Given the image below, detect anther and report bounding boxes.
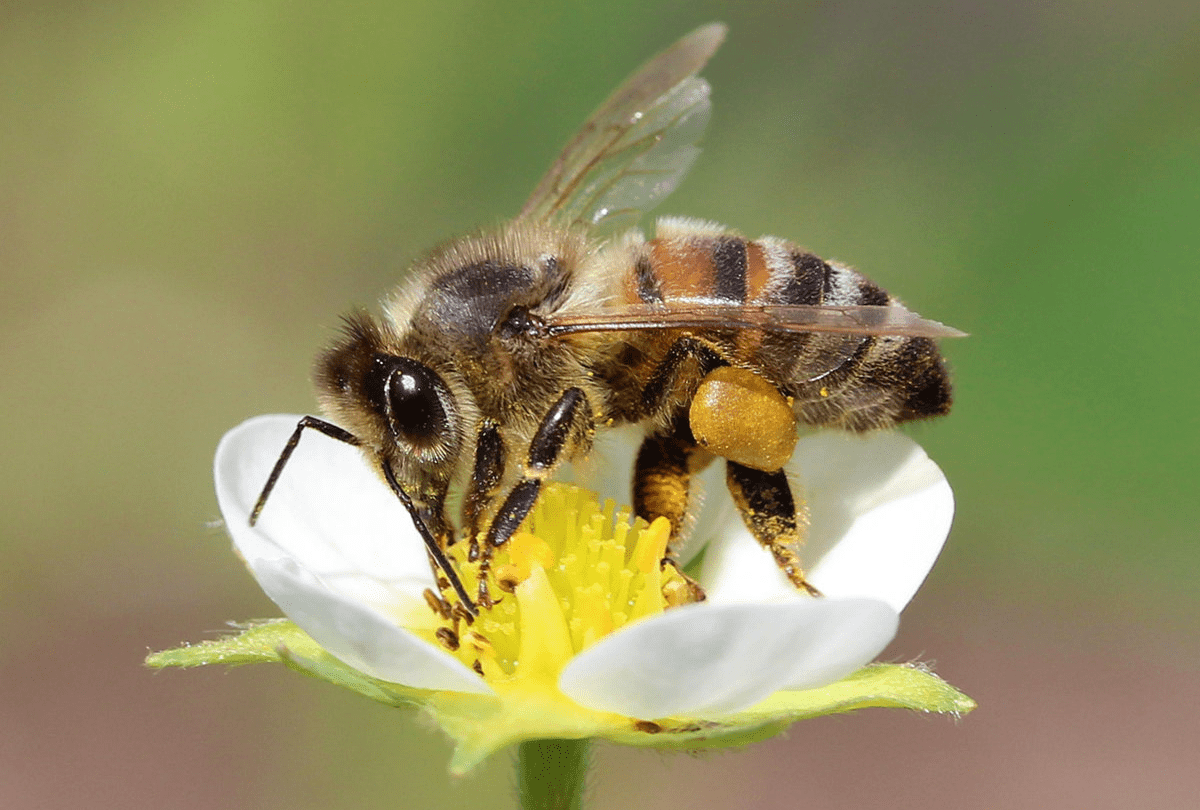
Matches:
[435,627,460,651]
[423,588,452,619]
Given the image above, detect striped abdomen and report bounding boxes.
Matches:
[623,218,951,431]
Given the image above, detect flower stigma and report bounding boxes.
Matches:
[408,484,696,692]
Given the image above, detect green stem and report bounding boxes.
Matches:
[515,738,591,810]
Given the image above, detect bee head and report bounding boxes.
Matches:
[315,311,463,472]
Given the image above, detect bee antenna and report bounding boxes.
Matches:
[380,463,478,616]
[250,416,362,526]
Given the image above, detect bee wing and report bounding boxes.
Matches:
[547,302,967,339]
[549,302,963,383]
[518,23,726,234]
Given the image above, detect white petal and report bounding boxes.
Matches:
[702,432,953,612]
[562,423,641,506]
[802,432,953,610]
[251,556,490,693]
[559,598,897,718]
[215,415,490,693]
[215,415,436,611]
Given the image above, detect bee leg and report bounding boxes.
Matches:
[476,388,591,605]
[635,337,725,602]
[485,387,591,548]
[724,462,819,596]
[640,336,725,415]
[632,421,713,602]
[462,419,505,542]
[633,424,694,544]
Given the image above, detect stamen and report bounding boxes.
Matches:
[411,484,698,687]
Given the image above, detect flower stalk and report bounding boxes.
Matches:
[516,739,591,810]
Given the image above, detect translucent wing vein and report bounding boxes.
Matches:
[547,303,967,339]
[519,23,726,232]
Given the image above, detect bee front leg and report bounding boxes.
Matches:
[462,419,505,545]
[486,387,592,547]
[478,387,592,605]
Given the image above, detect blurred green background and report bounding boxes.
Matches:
[3,1,1197,807]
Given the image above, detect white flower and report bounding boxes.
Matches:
[169,413,964,773]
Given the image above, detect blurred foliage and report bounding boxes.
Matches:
[2,1,1198,808]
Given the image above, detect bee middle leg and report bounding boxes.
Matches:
[639,336,725,415]
[632,419,715,601]
[634,336,728,599]
[477,387,592,605]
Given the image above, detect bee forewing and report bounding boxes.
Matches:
[519,22,726,232]
[547,303,967,339]
[578,78,710,230]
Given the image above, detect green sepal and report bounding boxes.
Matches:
[145,619,430,707]
[437,662,972,772]
[146,619,311,668]
[602,662,976,751]
[148,622,974,773]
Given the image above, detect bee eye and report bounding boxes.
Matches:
[368,355,451,447]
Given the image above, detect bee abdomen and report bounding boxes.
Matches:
[637,222,851,308]
[636,220,952,430]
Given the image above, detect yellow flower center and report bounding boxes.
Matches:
[410,484,695,688]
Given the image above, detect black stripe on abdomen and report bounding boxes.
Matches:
[776,251,831,305]
[821,272,889,384]
[712,237,747,301]
[856,277,889,306]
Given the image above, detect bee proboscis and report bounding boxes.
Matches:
[251,23,962,614]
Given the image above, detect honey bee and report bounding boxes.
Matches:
[250,23,962,614]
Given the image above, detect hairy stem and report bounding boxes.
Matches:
[515,738,591,810]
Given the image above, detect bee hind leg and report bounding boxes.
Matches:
[725,462,819,596]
